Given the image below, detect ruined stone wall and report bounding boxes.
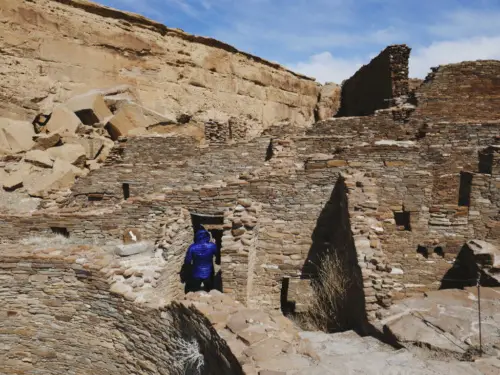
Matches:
[1,117,499,317]
[337,45,411,117]
[0,247,243,375]
[412,61,500,123]
[69,136,271,200]
[0,0,319,132]
[1,111,499,321]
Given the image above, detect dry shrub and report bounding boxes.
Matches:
[171,337,204,375]
[301,252,352,332]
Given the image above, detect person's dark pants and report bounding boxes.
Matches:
[186,275,214,293]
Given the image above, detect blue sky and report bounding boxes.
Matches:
[96,0,500,83]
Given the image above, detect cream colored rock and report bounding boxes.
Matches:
[62,135,111,159]
[2,163,33,191]
[26,159,77,197]
[45,105,81,134]
[316,82,341,120]
[0,125,11,153]
[0,0,319,133]
[106,103,148,140]
[106,103,176,140]
[46,144,86,168]
[52,158,86,178]
[3,173,24,191]
[33,133,61,150]
[0,119,35,153]
[24,150,54,168]
[65,93,113,125]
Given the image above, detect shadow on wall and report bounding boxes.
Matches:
[295,177,368,333]
[164,303,244,375]
[440,244,500,290]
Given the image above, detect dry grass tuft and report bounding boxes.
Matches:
[300,252,352,332]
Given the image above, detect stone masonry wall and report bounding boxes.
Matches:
[337,45,411,117]
[1,59,499,322]
[0,246,243,375]
[1,115,499,320]
[412,60,500,123]
[0,0,319,133]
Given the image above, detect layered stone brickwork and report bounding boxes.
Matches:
[413,61,500,122]
[0,246,243,375]
[1,39,499,328]
[0,0,319,133]
[337,45,411,117]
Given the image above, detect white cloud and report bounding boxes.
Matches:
[289,36,500,84]
[410,36,500,78]
[428,9,500,39]
[287,52,363,84]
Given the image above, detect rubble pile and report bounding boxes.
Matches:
[0,86,200,212]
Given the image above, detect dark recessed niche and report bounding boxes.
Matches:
[122,183,130,200]
[458,172,473,207]
[51,227,69,238]
[394,211,411,231]
[417,245,429,259]
[434,246,445,258]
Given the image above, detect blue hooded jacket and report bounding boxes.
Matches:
[185,229,218,279]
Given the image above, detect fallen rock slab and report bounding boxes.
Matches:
[3,172,24,191]
[384,313,466,354]
[46,144,86,168]
[0,119,35,153]
[24,150,54,168]
[106,103,176,140]
[114,242,155,257]
[62,135,111,159]
[2,163,33,191]
[26,160,76,197]
[45,105,81,134]
[33,133,61,150]
[65,93,113,125]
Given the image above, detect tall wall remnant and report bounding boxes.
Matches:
[337,45,411,117]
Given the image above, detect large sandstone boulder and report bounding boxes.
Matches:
[26,159,78,197]
[61,135,113,160]
[45,105,81,134]
[381,288,500,357]
[24,150,54,168]
[0,118,35,153]
[106,103,176,140]
[33,133,61,150]
[316,82,341,121]
[2,163,34,191]
[65,93,113,125]
[46,144,86,168]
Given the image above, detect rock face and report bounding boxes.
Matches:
[315,83,341,121]
[182,290,499,375]
[0,0,320,133]
[380,288,500,358]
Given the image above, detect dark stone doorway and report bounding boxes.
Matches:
[189,213,224,293]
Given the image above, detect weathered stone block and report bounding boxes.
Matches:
[45,105,81,134]
[65,93,113,125]
[46,144,86,168]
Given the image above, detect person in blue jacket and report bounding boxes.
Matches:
[184,228,218,292]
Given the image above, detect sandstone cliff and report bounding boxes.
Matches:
[0,0,322,134]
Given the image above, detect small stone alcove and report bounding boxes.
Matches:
[394,211,411,231]
[458,172,473,207]
[51,227,70,238]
